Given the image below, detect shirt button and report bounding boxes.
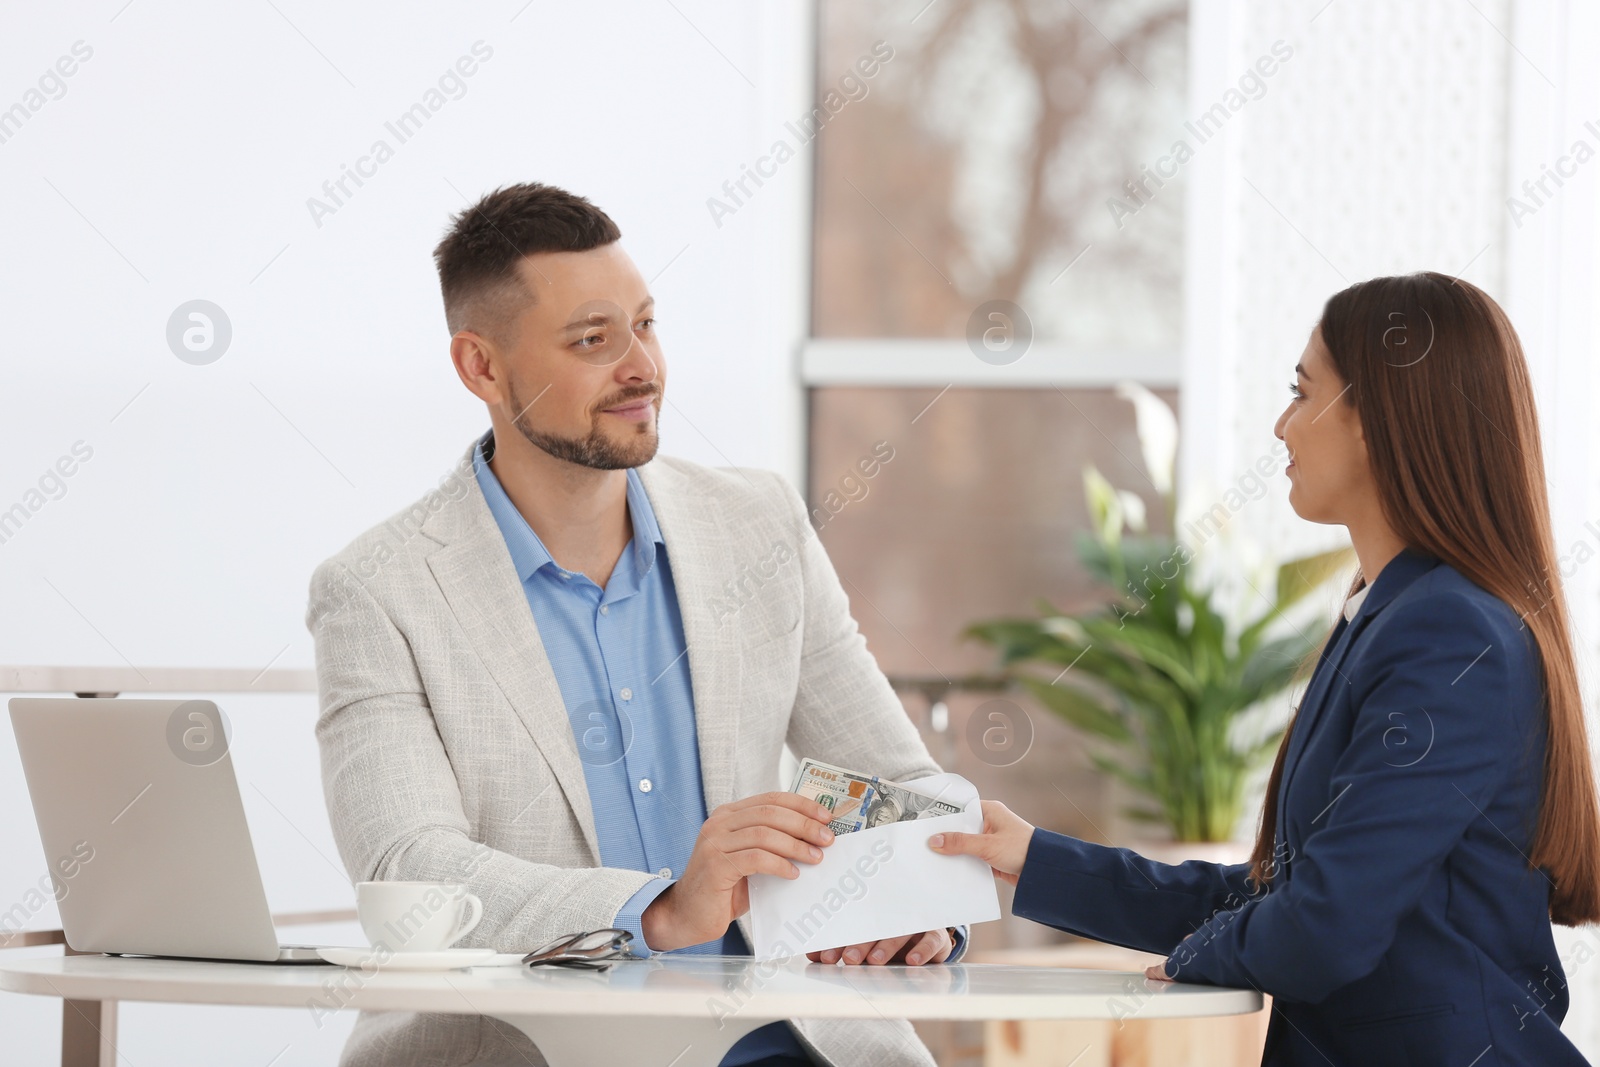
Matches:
[560,571,573,581]
[620,687,633,701]
[658,867,672,878]
[638,778,653,793]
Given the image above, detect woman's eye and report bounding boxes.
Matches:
[576,334,605,349]
[635,318,656,332]
[1288,382,1305,400]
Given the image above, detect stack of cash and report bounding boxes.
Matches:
[791,758,963,836]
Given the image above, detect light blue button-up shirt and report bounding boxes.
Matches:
[472,433,805,1064]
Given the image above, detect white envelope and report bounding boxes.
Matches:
[747,772,1001,959]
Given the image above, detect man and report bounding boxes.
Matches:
[307,182,960,1066]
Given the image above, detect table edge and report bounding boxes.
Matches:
[0,958,1263,1021]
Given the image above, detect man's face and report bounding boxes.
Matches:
[497,242,665,470]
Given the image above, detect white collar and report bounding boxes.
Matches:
[1342,584,1371,622]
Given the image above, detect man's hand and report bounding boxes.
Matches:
[925,799,1035,886]
[641,792,834,951]
[806,928,954,967]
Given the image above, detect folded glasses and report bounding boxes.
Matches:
[522,928,634,970]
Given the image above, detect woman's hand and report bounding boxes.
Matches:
[1144,962,1173,982]
[926,800,1035,886]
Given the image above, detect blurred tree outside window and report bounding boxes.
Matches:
[814,0,1188,348]
[805,1,1197,877]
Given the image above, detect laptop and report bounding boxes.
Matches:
[9,697,333,963]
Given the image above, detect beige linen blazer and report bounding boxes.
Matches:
[307,437,944,1067]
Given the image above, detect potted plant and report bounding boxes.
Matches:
[967,383,1351,847]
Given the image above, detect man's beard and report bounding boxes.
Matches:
[509,382,662,471]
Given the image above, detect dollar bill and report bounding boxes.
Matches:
[791,758,963,836]
[861,777,964,829]
[792,758,877,835]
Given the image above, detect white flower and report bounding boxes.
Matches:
[1115,380,1177,499]
[1083,463,1123,543]
[1118,490,1148,532]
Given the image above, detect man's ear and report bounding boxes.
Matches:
[451,330,506,406]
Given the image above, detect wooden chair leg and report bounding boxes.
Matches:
[60,947,116,1067]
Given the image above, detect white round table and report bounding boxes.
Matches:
[0,953,1262,1067]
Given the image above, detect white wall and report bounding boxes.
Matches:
[1180,0,1514,562]
[1181,0,1600,1053]
[1503,0,1600,1052]
[0,1,813,1062]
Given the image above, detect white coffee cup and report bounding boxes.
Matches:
[356,881,483,954]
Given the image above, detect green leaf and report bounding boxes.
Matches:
[1088,752,1155,797]
[1078,535,1187,613]
[1238,632,1321,703]
[1274,547,1356,613]
[1022,678,1134,744]
[1075,616,1200,697]
[965,619,1071,665]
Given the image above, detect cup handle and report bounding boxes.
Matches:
[449,893,483,947]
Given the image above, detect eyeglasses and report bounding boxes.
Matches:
[522,928,634,970]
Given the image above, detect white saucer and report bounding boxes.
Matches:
[481,952,530,967]
[317,946,498,971]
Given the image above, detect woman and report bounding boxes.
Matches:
[931,273,1600,1065]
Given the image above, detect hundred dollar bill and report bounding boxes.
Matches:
[861,776,964,829]
[792,758,877,835]
[791,758,963,836]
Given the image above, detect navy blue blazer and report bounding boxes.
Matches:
[1011,548,1585,1065]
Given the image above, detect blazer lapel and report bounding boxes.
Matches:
[422,442,603,863]
[1275,548,1442,847]
[637,461,743,813]
[1275,613,1359,846]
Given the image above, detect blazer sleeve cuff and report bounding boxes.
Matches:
[946,924,970,963]
[1163,903,1261,991]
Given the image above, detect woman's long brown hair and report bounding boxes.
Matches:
[1248,271,1600,925]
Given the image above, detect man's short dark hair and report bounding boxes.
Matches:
[432,182,621,342]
